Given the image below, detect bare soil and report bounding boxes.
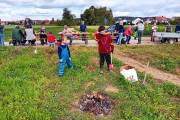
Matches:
[114,51,180,86]
[105,85,119,93]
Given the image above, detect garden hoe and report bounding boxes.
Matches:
[109,52,114,70]
[34,42,38,54]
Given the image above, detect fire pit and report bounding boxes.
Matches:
[79,92,114,116]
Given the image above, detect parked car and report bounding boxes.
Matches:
[153,25,180,44]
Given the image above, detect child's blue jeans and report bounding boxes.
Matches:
[0,34,4,46]
[117,33,123,45]
[49,42,55,47]
[58,58,73,77]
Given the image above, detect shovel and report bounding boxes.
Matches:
[109,52,114,70]
[34,42,38,54]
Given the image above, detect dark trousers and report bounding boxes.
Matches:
[40,38,47,45]
[151,32,154,42]
[126,35,131,44]
[137,30,143,44]
[12,40,21,46]
[82,34,88,44]
[28,40,36,45]
[99,53,111,70]
[67,36,73,45]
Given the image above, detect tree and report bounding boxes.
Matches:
[170,17,180,25]
[61,8,76,26]
[81,6,114,25]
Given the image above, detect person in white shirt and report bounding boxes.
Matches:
[151,23,158,42]
[137,21,144,44]
[24,26,36,45]
[62,25,73,45]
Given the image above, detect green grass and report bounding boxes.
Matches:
[0,46,179,120]
[119,44,180,75]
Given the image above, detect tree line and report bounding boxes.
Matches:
[59,6,115,26]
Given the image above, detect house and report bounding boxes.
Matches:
[156,16,166,23]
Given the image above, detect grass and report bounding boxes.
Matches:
[119,44,180,75]
[0,46,179,120]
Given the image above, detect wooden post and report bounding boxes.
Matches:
[143,61,150,85]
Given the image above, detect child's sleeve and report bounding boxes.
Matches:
[67,46,71,58]
[94,32,100,42]
[58,46,62,59]
[109,35,114,53]
[53,35,56,40]
[109,34,113,43]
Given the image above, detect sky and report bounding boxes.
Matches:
[0,0,180,21]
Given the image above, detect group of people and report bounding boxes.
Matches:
[114,20,145,46]
[151,22,173,42]
[58,25,114,77]
[10,21,88,47]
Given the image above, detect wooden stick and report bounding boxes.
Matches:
[143,61,150,85]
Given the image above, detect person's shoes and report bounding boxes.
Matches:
[59,75,63,78]
[69,66,73,69]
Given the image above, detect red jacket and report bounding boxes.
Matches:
[47,34,56,43]
[95,33,113,54]
[124,26,133,36]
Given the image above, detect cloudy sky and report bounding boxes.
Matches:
[0,0,180,21]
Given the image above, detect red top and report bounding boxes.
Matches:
[95,33,113,54]
[124,26,133,36]
[47,34,56,43]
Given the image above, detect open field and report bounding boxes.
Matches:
[0,46,179,120]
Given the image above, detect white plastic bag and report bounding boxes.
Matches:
[120,65,138,82]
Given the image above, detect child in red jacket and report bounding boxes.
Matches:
[47,32,56,47]
[94,26,114,73]
[124,24,133,44]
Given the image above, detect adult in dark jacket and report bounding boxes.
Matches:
[12,25,24,46]
[80,21,88,44]
[39,26,47,45]
[115,21,124,46]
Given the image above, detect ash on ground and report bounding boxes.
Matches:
[79,92,113,116]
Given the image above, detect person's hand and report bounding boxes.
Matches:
[60,59,63,62]
[100,31,105,35]
[110,44,114,53]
